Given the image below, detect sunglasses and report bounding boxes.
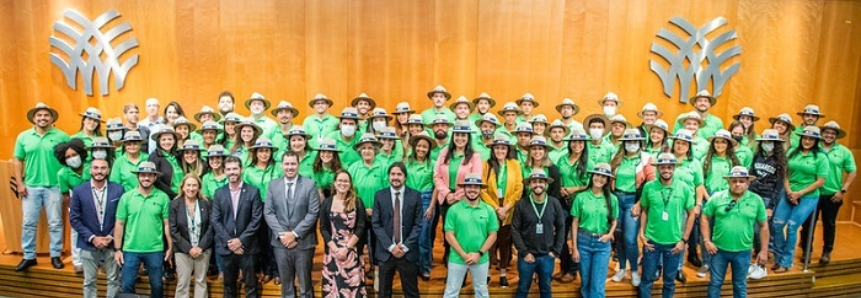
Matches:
[725,200,738,212]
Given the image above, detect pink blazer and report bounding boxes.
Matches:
[433,148,484,204]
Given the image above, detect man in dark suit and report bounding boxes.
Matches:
[211,156,264,298]
[372,162,423,298]
[265,151,320,298]
[70,159,125,298]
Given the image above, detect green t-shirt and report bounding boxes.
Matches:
[252,116,280,141]
[58,163,92,194]
[377,142,404,171]
[298,150,317,178]
[420,107,456,125]
[495,162,508,196]
[548,145,567,164]
[201,171,228,199]
[405,158,434,192]
[242,164,284,202]
[516,147,529,165]
[820,144,857,195]
[640,178,695,245]
[735,145,753,168]
[571,190,619,234]
[110,152,149,192]
[558,156,591,188]
[692,136,710,160]
[347,159,388,208]
[473,138,492,162]
[326,131,359,167]
[586,140,616,165]
[673,113,724,139]
[702,190,767,252]
[448,153,464,190]
[310,166,336,192]
[787,150,829,198]
[302,114,340,148]
[116,188,170,253]
[70,131,94,147]
[614,154,642,192]
[444,199,499,265]
[704,155,733,193]
[675,157,704,189]
[14,127,70,187]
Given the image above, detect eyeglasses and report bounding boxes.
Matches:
[725,200,738,212]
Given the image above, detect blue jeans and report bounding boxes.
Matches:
[515,253,555,298]
[772,194,819,268]
[577,231,611,298]
[707,249,750,298]
[614,192,639,272]
[640,241,682,298]
[21,186,63,259]
[121,251,165,298]
[418,190,434,275]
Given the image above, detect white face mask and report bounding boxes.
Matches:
[762,142,775,153]
[66,156,82,169]
[625,142,640,153]
[92,150,108,160]
[603,106,617,116]
[589,128,604,140]
[108,131,123,141]
[341,125,356,137]
[372,122,386,131]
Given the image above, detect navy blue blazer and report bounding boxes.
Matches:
[372,186,423,263]
[210,183,263,256]
[69,181,125,251]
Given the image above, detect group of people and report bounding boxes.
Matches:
[11,85,856,298]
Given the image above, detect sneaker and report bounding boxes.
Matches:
[611,269,626,282]
[499,276,509,288]
[696,265,710,278]
[820,252,831,265]
[631,272,641,287]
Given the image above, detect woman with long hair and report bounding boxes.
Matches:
[320,170,367,298]
[571,163,619,298]
[608,128,654,286]
[555,129,591,283]
[728,121,754,167]
[405,131,437,280]
[697,129,741,278]
[178,140,207,177]
[221,113,242,148]
[403,114,426,153]
[392,102,414,143]
[644,120,670,159]
[772,126,827,273]
[169,174,213,298]
[480,134,524,287]
[287,126,317,178]
[163,101,185,126]
[71,107,104,148]
[241,137,283,285]
[198,121,222,150]
[148,126,183,279]
[311,138,344,200]
[172,116,199,148]
[110,131,149,191]
[747,129,787,257]
[768,113,795,151]
[231,119,262,166]
[522,135,562,200]
[201,145,229,199]
[376,126,403,169]
[732,107,760,149]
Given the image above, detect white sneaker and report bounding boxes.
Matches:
[631,272,641,287]
[374,270,380,291]
[611,269,626,282]
[696,265,710,278]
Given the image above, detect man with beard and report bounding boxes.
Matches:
[270,100,300,150]
[302,93,339,148]
[114,161,173,298]
[673,90,723,139]
[14,103,70,271]
[791,104,825,148]
[442,173,498,298]
[421,85,456,125]
[555,98,583,132]
[469,92,496,124]
[799,121,856,264]
[373,162,423,298]
[245,92,279,140]
[474,114,503,161]
[513,123,536,165]
[70,158,125,298]
[701,166,769,298]
[511,169,566,298]
[212,156,264,298]
[427,114,452,161]
[217,90,236,119]
[638,153,696,298]
[547,120,570,163]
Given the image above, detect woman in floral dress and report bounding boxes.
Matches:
[320,170,368,298]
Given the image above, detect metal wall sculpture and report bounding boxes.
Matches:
[650,17,741,103]
[49,9,139,96]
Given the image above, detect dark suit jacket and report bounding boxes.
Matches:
[372,186,423,263]
[169,197,214,253]
[148,150,180,199]
[264,176,320,250]
[210,183,263,255]
[69,181,125,251]
[319,197,367,254]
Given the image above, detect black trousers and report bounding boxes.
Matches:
[222,252,258,298]
[378,255,420,298]
[433,199,454,263]
[800,194,843,254]
[558,214,579,274]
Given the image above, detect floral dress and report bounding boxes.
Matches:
[321,210,367,298]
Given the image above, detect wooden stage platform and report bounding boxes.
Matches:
[1,221,860,297]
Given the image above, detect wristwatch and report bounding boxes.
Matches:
[841,188,847,194]
[478,250,486,257]
[682,238,688,244]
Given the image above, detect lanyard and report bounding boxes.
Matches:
[530,195,548,220]
[92,186,106,231]
[660,187,674,209]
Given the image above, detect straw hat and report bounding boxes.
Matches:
[637,103,663,119]
[308,93,334,108]
[565,129,590,141]
[234,119,263,138]
[670,129,697,144]
[516,93,539,108]
[350,93,376,110]
[151,126,181,142]
[819,121,847,140]
[369,108,393,122]
[768,113,795,131]
[87,137,114,150]
[249,137,278,151]
[689,90,716,106]
[588,163,615,178]
[647,119,671,135]
[172,116,198,132]
[708,129,739,146]
[677,111,705,127]
[496,102,523,116]
[598,92,622,107]
[458,173,487,188]
[131,161,161,175]
[528,135,553,151]
[449,96,475,111]
[608,114,631,128]
[523,168,554,184]
[392,102,415,114]
[795,126,822,139]
[287,125,311,139]
[548,119,571,137]
[529,114,549,125]
[724,166,755,181]
[651,152,679,166]
[756,129,785,142]
[472,92,496,107]
[425,114,452,128]
[206,144,230,157]
[427,85,452,100]
[488,134,515,150]
[194,105,222,122]
[407,114,424,126]
[106,118,125,131]
[197,121,223,133]
[583,114,610,129]
[555,98,580,115]
[223,113,243,123]
[353,133,382,150]
[79,107,105,122]
[271,101,300,118]
[27,102,59,124]
[513,123,536,136]
[338,107,360,120]
[475,113,502,128]
[408,131,437,150]
[451,120,473,134]
[179,140,205,152]
[732,107,760,122]
[316,138,341,152]
[376,126,399,140]
[797,104,824,117]
[244,92,272,111]
[122,131,143,142]
[619,128,646,141]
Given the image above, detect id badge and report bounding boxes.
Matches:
[662,211,669,221]
[497,188,503,198]
[536,223,544,234]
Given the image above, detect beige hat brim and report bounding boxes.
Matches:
[194,112,222,123]
[27,107,60,124]
[351,97,377,109]
[309,98,334,108]
[271,107,300,118]
[244,98,272,110]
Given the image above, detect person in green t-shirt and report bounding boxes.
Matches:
[731,107,761,150]
[302,93,339,149]
[421,85,456,125]
[392,102,415,148]
[310,138,344,200]
[442,173,498,298]
[570,162,618,298]
[376,126,404,170]
[201,144,229,199]
[669,128,708,269]
[728,121,754,168]
[111,131,150,192]
[703,130,742,195]
[497,102,523,140]
[799,121,857,264]
[197,120,223,151]
[270,100,300,150]
[772,126,828,273]
[71,107,105,150]
[172,116,199,149]
[546,119,570,164]
[644,119,671,159]
[470,93,496,127]
[241,137,282,283]
[672,90,724,139]
[114,161,173,298]
[638,153,696,297]
[286,126,317,178]
[178,140,206,177]
[148,126,183,199]
[220,113,243,151]
[700,166,769,298]
[404,131,437,279]
[54,138,91,273]
[327,107,361,168]
[583,114,616,165]
[768,113,796,151]
[347,133,388,274]
[675,111,710,160]
[231,119,263,167]
[791,104,825,146]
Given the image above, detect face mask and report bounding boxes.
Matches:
[762,142,774,153]
[589,128,604,140]
[341,125,356,137]
[625,142,640,153]
[434,131,448,140]
[372,122,386,131]
[603,106,616,116]
[732,135,744,143]
[481,129,494,139]
[66,156,82,169]
[92,150,108,160]
[108,131,123,141]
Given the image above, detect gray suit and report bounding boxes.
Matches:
[264,175,320,298]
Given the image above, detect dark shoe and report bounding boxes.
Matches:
[687,254,703,267]
[51,257,64,269]
[74,265,83,274]
[15,258,37,272]
[421,274,431,281]
[820,252,831,265]
[552,271,565,280]
[559,273,576,283]
[770,263,780,271]
[164,270,176,281]
[676,271,687,284]
[499,276,509,288]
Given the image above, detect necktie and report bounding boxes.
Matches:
[394,191,401,244]
[287,182,294,201]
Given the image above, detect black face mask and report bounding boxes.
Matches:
[434,131,448,140]
[732,135,744,143]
